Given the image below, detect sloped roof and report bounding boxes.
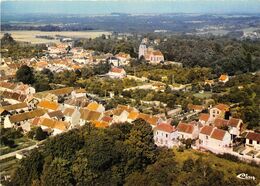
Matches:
[177,122,194,134]
[245,132,260,142]
[80,109,101,121]
[152,50,163,56]
[213,118,228,128]
[1,91,26,102]
[210,128,226,141]
[74,88,87,94]
[9,109,46,123]
[155,123,176,133]
[227,118,241,128]
[200,125,214,136]
[110,67,125,73]
[199,113,210,122]
[219,74,228,81]
[64,97,89,107]
[117,105,137,113]
[86,102,100,111]
[113,108,127,116]
[31,117,41,126]
[101,116,113,123]
[214,104,230,111]
[0,81,16,90]
[47,110,64,119]
[38,100,59,111]
[63,108,75,117]
[138,113,159,126]
[127,111,139,120]
[2,102,28,111]
[91,120,109,128]
[48,87,74,96]
[40,118,69,131]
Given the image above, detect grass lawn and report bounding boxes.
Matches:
[0,138,36,155]
[193,92,212,99]
[173,148,260,180]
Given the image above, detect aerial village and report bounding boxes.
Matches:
[0,37,259,164]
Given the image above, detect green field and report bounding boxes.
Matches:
[0,30,111,44]
[0,138,36,156]
[193,92,212,99]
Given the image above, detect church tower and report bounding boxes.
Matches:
[138,43,147,59]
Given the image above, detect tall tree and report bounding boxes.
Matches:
[124,119,158,173]
[15,65,35,84]
[11,149,44,186]
[41,158,74,186]
[1,33,16,45]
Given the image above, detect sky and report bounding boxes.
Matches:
[1,0,260,15]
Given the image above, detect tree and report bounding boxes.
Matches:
[72,151,97,186]
[1,33,15,45]
[11,149,44,186]
[41,158,74,186]
[35,127,48,141]
[204,83,211,91]
[124,119,158,173]
[16,65,35,84]
[182,158,194,172]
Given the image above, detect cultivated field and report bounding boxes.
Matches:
[0,31,111,44]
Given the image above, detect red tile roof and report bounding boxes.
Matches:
[138,113,159,126]
[177,122,194,134]
[155,123,176,133]
[219,74,228,81]
[227,118,241,128]
[110,67,125,73]
[245,132,260,142]
[101,116,113,123]
[210,128,226,141]
[213,118,228,128]
[199,113,210,122]
[200,126,214,136]
[214,104,230,111]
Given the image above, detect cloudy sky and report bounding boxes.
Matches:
[1,0,260,14]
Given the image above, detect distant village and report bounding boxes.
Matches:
[0,37,259,164]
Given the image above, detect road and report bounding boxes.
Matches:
[0,144,38,161]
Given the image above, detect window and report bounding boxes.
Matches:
[213,110,215,113]
[166,134,168,138]
[217,111,219,114]
[206,136,208,139]
[257,141,259,144]
[249,139,253,144]
[157,131,158,135]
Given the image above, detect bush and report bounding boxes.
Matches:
[217,153,240,162]
[35,127,48,141]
